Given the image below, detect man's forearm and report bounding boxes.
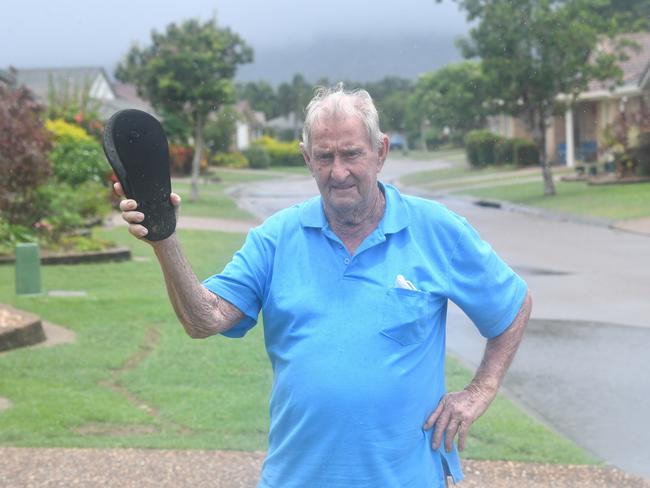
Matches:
[152,234,244,338]
[467,292,532,401]
[426,292,532,451]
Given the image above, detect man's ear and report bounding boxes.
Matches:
[377,134,390,172]
[300,142,315,176]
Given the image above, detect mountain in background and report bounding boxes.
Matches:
[236,32,463,85]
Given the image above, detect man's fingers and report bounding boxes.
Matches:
[444,419,462,452]
[113,181,124,197]
[170,192,181,207]
[458,421,470,452]
[432,411,451,450]
[122,211,144,224]
[119,199,138,212]
[423,398,446,430]
[128,223,148,239]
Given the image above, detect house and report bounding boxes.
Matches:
[265,112,303,141]
[11,66,156,120]
[0,68,17,88]
[487,32,650,166]
[555,32,650,167]
[234,100,265,150]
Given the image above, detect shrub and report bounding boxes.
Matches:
[211,151,249,168]
[34,181,111,243]
[513,138,540,167]
[243,144,271,169]
[464,130,502,168]
[0,220,37,255]
[168,144,209,175]
[169,144,193,175]
[0,85,52,226]
[495,138,515,165]
[257,135,304,166]
[49,136,108,185]
[46,118,92,142]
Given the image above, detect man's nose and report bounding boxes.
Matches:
[330,156,349,181]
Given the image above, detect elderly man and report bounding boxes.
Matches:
[117,85,531,487]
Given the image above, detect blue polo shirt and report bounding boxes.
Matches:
[203,183,527,488]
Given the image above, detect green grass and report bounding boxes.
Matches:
[459,180,650,221]
[397,149,648,221]
[172,170,273,220]
[0,225,597,463]
[0,228,270,450]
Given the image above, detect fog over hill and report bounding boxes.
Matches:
[237,32,464,84]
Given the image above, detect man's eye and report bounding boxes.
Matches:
[315,154,333,163]
[343,151,361,160]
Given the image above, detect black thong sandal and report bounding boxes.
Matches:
[103,109,176,241]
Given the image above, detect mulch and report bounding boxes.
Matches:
[1,447,648,488]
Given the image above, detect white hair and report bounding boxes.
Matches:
[302,83,384,153]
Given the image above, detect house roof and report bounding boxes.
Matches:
[0,68,16,87]
[15,66,115,101]
[586,32,650,95]
[10,66,157,120]
[266,112,302,131]
[235,100,266,128]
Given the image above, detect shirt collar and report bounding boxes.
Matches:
[299,181,410,234]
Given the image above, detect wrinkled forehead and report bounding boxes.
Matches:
[309,113,372,149]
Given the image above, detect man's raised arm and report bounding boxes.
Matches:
[116,182,244,338]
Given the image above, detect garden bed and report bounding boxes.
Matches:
[0,246,131,265]
[587,174,650,186]
[0,304,46,352]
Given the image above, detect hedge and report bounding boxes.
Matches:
[465,130,540,168]
[257,135,304,166]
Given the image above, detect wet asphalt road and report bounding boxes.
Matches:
[447,306,650,479]
[229,156,650,480]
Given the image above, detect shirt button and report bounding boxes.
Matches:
[344,258,350,265]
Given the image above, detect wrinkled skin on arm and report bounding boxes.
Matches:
[115,182,244,338]
[424,292,532,452]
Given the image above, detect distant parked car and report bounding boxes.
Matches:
[389,133,407,152]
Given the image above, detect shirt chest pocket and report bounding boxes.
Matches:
[380,288,435,346]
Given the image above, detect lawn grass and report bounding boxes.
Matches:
[0,228,270,450]
[172,170,275,220]
[0,226,597,463]
[459,180,650,221]
[397,149,648,221]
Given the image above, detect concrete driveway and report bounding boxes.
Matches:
[229,155,650,480]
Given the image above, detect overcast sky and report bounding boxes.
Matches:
[1,0,470,83]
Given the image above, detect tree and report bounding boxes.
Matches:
[116,18,253,201]
[0,85,52,226]
[444,0,629,195]
[361,77,414,134]
[236,81,279,120]
[277,75,313,120]
[413,62,487,142]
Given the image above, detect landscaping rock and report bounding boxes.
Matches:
[0,304,46,352]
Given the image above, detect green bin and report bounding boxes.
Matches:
[15,243,42,295]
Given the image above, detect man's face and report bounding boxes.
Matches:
[303,115,387,219]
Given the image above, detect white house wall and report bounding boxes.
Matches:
[90,74,115,101]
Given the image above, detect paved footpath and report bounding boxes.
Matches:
[1,448,648,488]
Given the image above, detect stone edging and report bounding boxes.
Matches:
[0,304,46,352]
[0,246,131,266]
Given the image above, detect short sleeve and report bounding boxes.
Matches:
[202,228,272,338]
[447,218,527,339]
